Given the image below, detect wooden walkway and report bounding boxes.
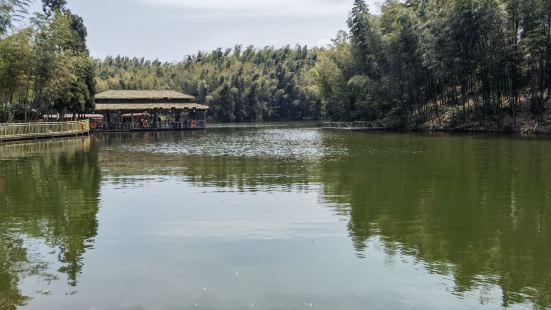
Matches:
[323,121,385,131]
[93,120,207,132]
[0,121,90,143]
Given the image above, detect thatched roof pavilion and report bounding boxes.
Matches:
[94,90,208,111]
[93,90,208,131]
[95,103,209,112]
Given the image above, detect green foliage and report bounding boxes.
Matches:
[2,0,544,126]
[42,0,66,16]
[0,0,31,35]
[92,0,550,126]
[317,0,551,127]
[95,45,322,122]
[0,28,33,121]
[0,1,95,122]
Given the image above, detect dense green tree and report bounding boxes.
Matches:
[0,0,95,122]
[80,0,551,129]
[316,0,551,131]
[0,0,31,35]
[313,31,353,120]
[0,28,33,121]
[95,45,322,122]
[33,10,95,115]
[42,0,66,16]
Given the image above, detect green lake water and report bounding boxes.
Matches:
[0,124,550,309]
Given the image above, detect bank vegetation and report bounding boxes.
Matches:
[96,0,550,133]
[0,0,95,123]
[1,0,550,133]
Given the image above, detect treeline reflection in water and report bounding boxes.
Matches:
[0,128,550,309]
[0,138,101,308]
[319,133,551,309]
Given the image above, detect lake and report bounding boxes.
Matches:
[1,124,550,310]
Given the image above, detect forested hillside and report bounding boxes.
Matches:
[1,0,549,132]
[0,0,95,122]
[95,0,550,132]
[94,46,322,122]
[315,0,551,132]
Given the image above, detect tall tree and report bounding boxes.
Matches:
[347,0,373,76]
[42,0,66,16]
[0,0,31,35]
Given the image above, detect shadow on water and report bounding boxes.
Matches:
[0,138,101,309]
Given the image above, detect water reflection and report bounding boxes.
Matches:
[97,130,551,309]
[319,133,551,309]
[0,128,550,309]
[97,130,324,192]
[0,138,101,308]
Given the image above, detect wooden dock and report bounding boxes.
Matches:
[93,120,207,132]
[323,121,385,131]
[0,121,90,143]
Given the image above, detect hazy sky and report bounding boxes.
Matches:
[31,0,380,61]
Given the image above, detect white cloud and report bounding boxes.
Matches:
[138,0,353,16]
[67,0,380,60]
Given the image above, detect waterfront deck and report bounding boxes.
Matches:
[93,120,207,132]
[93,90,209,132]
[0,121,90,143]
[323,121,385,131]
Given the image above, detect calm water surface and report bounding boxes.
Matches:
[0,124,550,310]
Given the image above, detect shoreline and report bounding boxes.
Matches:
[0,121,90,143]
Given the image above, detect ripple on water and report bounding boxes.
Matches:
[118,128,348,160]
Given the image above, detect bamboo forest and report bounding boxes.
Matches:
[1,0,551,310]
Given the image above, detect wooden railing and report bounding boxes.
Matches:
[0,120,90,142]
[323,121,384,130]
[99,120,207,131]
[0,136,91,159]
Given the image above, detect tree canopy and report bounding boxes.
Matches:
[94,46,322,122]
[315,0,551,131]
[1,0,549,130]
[95,0,550,129]
[0,0,95,122]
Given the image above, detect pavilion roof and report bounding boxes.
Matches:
[95,90,195,101]
[94,103,209,111]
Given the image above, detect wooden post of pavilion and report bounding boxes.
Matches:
[103,112,109,130]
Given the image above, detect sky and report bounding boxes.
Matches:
[30,0,380,61]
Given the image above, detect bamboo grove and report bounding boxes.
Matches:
[0,0,95,122]
[94,47,322,122]
[315,0,551,130]
[1,0,550,130]
[95,0,551,129]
